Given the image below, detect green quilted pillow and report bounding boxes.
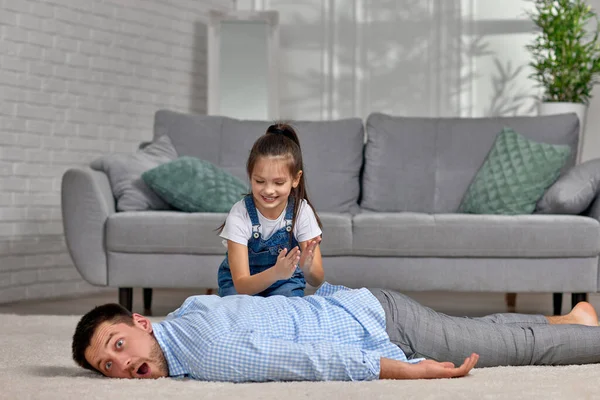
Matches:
[142,156,247,213]
[458,127,571,215]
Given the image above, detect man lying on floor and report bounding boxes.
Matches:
[72,283,600,382]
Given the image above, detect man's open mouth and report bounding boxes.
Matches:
[136,362,150,377]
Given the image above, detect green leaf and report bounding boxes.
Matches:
[526,0,600,104]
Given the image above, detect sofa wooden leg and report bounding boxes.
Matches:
[505,293,517,312]
[119,287,133,311]
[553,293,563,315]
[571,292,588,309]
[143,288,153,316]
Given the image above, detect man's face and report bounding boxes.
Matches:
[84,313,168,379]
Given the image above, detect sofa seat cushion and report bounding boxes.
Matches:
[106,212,352,256]
[107,211,228,255]
[352,212,600,257]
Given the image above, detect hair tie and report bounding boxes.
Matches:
[268,125,286,136]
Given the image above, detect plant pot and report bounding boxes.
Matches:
[538,102,588,163]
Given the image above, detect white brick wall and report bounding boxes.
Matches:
[0,0,232,304]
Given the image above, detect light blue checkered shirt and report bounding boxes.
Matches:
[152,283,417,382]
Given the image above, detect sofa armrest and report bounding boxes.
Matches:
[61,167,116,286]
[584,193,600,221]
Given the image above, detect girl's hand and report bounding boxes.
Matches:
[273,247,300,280]
[299,237,321,274]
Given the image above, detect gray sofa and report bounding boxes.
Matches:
[61,109,600,314]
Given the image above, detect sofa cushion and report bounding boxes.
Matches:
[142,156,248,213]
[537,158,600,214]
[317,213,353,255]
[90,135,178,211]
[361,112,579,213]
[106,211,352,256]
[352,212,600,257]
[319,256,598,293]
[153,109,364,213]
[458,127,571,215]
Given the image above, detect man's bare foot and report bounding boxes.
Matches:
[546,302,599,326]
[570,302,599,326]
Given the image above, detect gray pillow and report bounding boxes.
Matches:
[90,135,178,211]
[537,159,600,214]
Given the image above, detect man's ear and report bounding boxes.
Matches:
[132,313,152,332]
[293,170,303,188]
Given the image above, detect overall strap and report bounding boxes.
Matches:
[284,197,295,232]
[244,195,261,239]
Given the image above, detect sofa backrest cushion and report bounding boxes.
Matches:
[154,109,364,213]
[361,112,579,213]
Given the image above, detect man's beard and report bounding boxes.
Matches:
[150,339,169,377]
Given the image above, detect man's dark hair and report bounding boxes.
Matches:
[72,303,134,372]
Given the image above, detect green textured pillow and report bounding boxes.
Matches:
[142,156,247,213]
[458,127,571,215]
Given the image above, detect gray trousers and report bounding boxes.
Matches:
[369,288,600,367]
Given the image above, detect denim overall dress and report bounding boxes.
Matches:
[217,195,306,297]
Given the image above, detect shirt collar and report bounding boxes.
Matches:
[152,322,188,378]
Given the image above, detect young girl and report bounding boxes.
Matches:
[217,123,324,297]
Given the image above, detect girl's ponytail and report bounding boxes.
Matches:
[266,123,301,149]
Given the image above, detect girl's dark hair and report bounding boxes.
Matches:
[218,122,322,238]
[72,303,134,373]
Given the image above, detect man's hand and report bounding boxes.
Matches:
[408,354,479,379]
[379,353,479,380]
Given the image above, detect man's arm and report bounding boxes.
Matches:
[379,354,479,380]
[194,332,478,382]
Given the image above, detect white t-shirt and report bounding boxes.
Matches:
[220,198,322,247]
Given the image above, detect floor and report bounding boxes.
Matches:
[1,287,600,317]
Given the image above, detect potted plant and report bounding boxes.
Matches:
[526,0,600,161]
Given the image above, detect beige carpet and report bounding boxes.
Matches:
[1,313,599,400]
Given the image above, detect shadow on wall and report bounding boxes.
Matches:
[190,21,209,115]
[254,0,538,118]
[470,17,539,116]
[485,58,538,116]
